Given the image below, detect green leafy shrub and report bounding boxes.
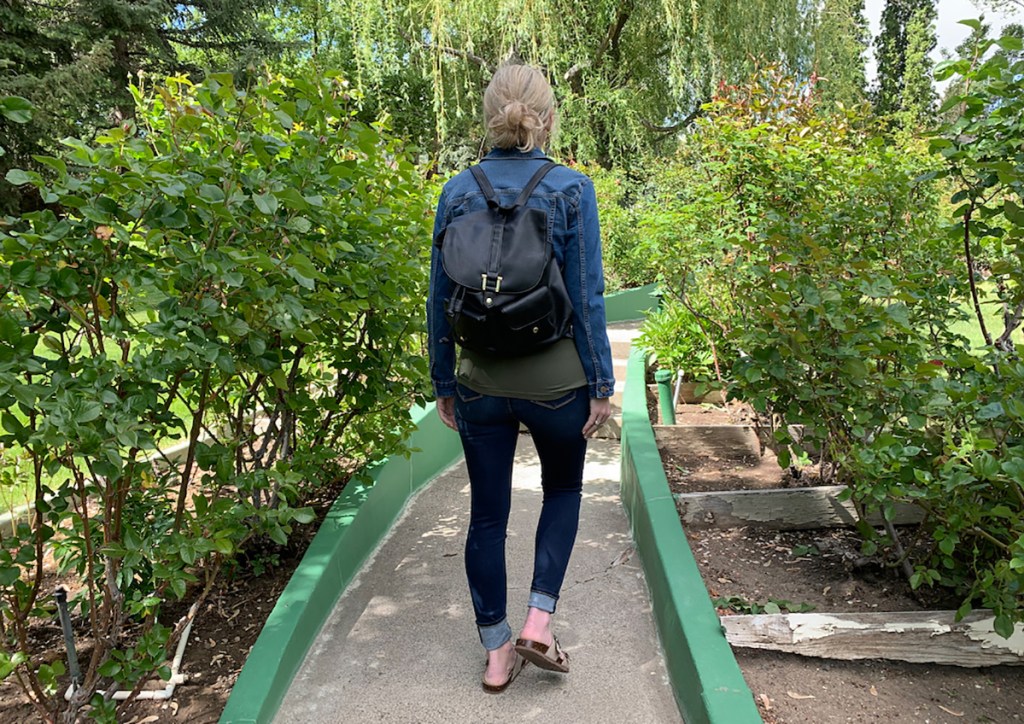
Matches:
[0,71,429,719]
[639,63,1023,630]
[637,298,715,383]
[584,165,659,291]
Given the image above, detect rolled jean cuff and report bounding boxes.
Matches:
[528,590,558,614]
[478,619,513,650]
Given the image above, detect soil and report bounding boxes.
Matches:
[655,401,1024,724]
[0,474,352,724]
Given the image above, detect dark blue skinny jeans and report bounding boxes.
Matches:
[454,383,590,650]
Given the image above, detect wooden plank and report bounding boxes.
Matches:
[722,610,1024,667]
[653,424,761,461]
[675,485,925,530]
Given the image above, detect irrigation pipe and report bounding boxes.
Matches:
[64,606,196,702]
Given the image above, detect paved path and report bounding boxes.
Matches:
[275,323,681,724]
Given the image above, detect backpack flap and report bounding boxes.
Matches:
[440,206,550,294]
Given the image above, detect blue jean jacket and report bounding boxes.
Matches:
[427,147,615,400]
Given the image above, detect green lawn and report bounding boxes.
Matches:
[0,308,199,512]
[951,296,1011,351]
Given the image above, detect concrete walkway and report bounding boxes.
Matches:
[275,322,680,723]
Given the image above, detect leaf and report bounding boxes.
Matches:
[76,402,102,424]
[993,614,1015,639]
[0,96,33,123]
[9,260,35,284]
[252,192,278,215]
[199,184,226,203]
[5,169,38,186]
[269,525,288,545]
[213,538,234,555]
[958,18,984,31]
[996,35,1024,52]
[1005,199,1024,226]
[976,402,1004,421]
[168,577,186,600]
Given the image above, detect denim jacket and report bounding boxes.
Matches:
[428,147,615,400]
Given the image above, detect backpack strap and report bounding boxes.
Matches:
[469,165,499,208]
[514,162,557,208]
[469,162,558,212]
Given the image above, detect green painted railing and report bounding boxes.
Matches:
[219,404,462,723]
[620,346,762,724]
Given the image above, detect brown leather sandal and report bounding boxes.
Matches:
[514,636,570,673]
[482,653,527,694]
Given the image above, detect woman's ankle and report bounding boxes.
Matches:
[520,607,553,642]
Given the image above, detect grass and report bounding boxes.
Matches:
[0,306,200,512]
[951,296,1013,351]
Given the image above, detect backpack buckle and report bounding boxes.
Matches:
[481,274,503,293]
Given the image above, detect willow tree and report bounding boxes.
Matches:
[321,0,814,167]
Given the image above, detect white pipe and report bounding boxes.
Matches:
[64,610,196,702]
[672,369,684,409]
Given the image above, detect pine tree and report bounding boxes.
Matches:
[0,0,277,214]
[873,0,936,118]
[898,3,937,129]
[814,0,870,109]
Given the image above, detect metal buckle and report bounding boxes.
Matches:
[480,275,503,292]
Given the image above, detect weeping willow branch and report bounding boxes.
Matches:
[397,29,494,72]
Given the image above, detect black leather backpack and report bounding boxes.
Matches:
[438,161,574,357]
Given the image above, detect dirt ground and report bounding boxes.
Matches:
[657,401,1024,724]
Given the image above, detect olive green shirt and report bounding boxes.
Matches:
[456,338,587,400]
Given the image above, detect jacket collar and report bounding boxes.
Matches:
[482,147,549,160]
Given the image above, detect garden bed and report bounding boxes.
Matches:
[655,400,1024,724]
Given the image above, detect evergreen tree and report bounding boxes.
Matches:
[873,0,936,117]
[0,0,277,214]
[898,3,938,129]
[814,0,870,109]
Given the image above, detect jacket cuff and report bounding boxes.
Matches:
[590,379,615,399]
[433,379,457,397]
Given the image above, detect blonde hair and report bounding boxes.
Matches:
[483,65,555,153]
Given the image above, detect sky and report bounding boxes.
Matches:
[862,0,1021,83]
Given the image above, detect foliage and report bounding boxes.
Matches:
[933,21,1024,356]
[874,0,936,119]
[0,0,278,215]
[897,4,938,131]
[0,70,429,719]
[637,299,716,383]
[638,63,1024,631]
[916,26,1024,632]
[301,0,816,167]
[813,0,870,111]
[582,166,658,292]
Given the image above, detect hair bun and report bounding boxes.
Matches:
[503,101,531,128]
[483,65,555,152]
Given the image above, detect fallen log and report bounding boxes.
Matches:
[721,610,1024,667]
[676,485,925,530]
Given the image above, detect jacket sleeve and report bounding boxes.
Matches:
[427,188,457,398]
[570,178,616,399]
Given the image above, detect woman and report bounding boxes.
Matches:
[427,64,615,693]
